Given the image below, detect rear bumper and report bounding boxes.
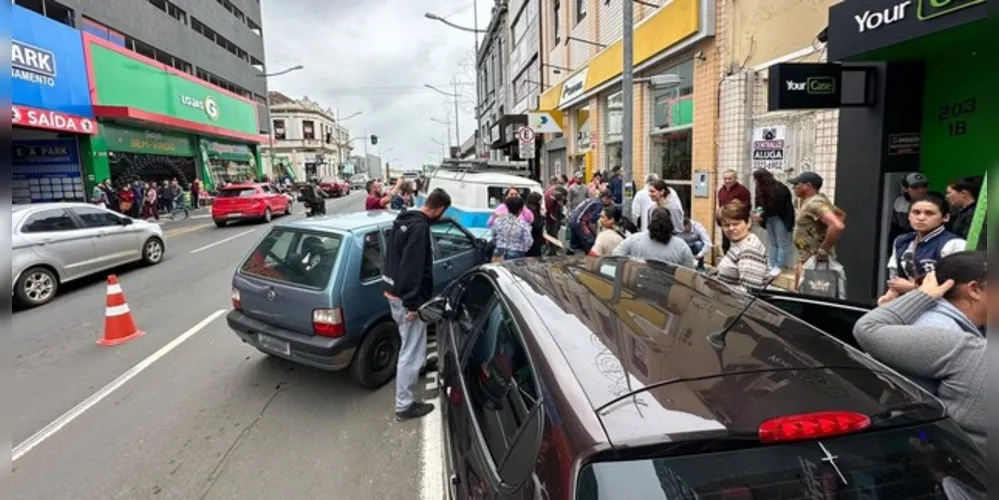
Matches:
[226,310,356,371]
[212,208,266,222]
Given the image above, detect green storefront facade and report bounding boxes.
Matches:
[81,34,264,192]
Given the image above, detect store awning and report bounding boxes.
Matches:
[93,105,265,144]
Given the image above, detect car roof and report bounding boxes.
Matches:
[14,202,104,211]
[281,210,399,232]
[491,256,938,448]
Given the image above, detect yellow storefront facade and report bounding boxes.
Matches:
[534,0,724,232]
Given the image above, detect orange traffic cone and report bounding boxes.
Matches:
[97,275,145,346]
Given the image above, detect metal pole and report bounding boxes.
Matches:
[266,92,276,177]
[621,0,635,216]
[472,0,481,157]
[453,79,461,157]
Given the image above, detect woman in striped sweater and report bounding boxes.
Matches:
[715,200,770,292]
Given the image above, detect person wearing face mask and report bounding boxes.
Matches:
[853,260,986,453]
[879,193,966,305]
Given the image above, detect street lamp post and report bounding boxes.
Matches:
[334,109,362,175]
[424,5,482,156]
[425,83,461,153]
[430,117,454,155]
[257,64,304,179]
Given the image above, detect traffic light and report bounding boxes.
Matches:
[370,134,378,145]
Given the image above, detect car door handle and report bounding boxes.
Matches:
[38,238,54,246]
[442,261,453,270]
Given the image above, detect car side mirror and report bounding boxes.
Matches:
[120,217,133,226]
[419,296,450,323]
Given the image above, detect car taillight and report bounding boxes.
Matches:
[313,308,345,337]
[758,411,871,444]
[231,287,242,310]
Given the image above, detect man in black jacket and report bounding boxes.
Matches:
[382,188,451,421]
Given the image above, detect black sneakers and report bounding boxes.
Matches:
[396,402,435,421]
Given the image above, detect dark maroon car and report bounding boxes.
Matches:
[421,256,987,500]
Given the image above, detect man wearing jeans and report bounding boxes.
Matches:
[382,188,452,421]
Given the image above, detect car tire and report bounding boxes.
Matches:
[350,322,401,390]
[15,266,59,307]
[262,208,272,223]
[215,220,227,228]
[284,202,292,216]
[142,237,165,265]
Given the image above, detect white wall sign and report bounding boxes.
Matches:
[559,68,589,107]
[750,125,787,172]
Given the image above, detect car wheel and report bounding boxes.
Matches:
[15,266,59,307]
[262,208,272,223]
[215,220,227,228]
[350,323,401,389]
[142,237,165,265]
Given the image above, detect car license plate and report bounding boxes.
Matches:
[228,213,243,218]
[258,334,291,356]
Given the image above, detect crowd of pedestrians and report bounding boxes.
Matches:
[92,177,195,221]
[375,170,988,479]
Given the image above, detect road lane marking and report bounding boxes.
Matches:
[164,223,212,238]
[420,386,445,500]
[189,229,256,254]
[12,309,228,462]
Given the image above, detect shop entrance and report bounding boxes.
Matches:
[12,128,85,204]
[827,2,991,300]
[108,152,198,187]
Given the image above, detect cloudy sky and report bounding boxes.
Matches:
[260,0,491,171]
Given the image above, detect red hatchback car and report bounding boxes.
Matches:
[319,177,350,197]
[212,183,291,228]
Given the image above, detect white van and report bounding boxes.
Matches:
[415,165,542,232]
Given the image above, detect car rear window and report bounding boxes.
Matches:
[239,228,342,288]
[486,186,532,208]
[577,421,985,499]
[218,188,258,198]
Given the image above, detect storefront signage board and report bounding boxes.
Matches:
[203,139,254,161]
[13,139,85,203]
[828,0,987,60]
[102,123,196,156]
[87,40,259,136]
[559,69,589,107]
[12,5,94,126]
[767,63,843,111]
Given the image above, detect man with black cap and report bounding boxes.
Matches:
[789,172,846,276]
[890,172,929,244]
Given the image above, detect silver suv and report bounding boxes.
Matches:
[12,203,166,307]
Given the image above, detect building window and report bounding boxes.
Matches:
[167,3,186,22]
[651,59,694,131]
[576,0,587,24]
[247,19,262,36]
[15,0,75,27]
[553,0,562,44]
[604,91,624,173]
[303,120,316,140]
[273,120,286,140]
[82,16,126,47]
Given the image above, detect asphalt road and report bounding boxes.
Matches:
[11,192,443,500]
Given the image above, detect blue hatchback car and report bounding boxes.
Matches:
[227,210,492,388]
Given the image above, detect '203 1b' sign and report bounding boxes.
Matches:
[937,97,976,137]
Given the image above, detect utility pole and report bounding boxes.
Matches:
[472,0,481,157]
[621,0,635,216]
[452,78,461,156]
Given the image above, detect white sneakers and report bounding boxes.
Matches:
[768,267,784,278]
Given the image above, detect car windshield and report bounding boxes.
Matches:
[239,228,343,289]
[218,188,258,198]
[576,421,986,500]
